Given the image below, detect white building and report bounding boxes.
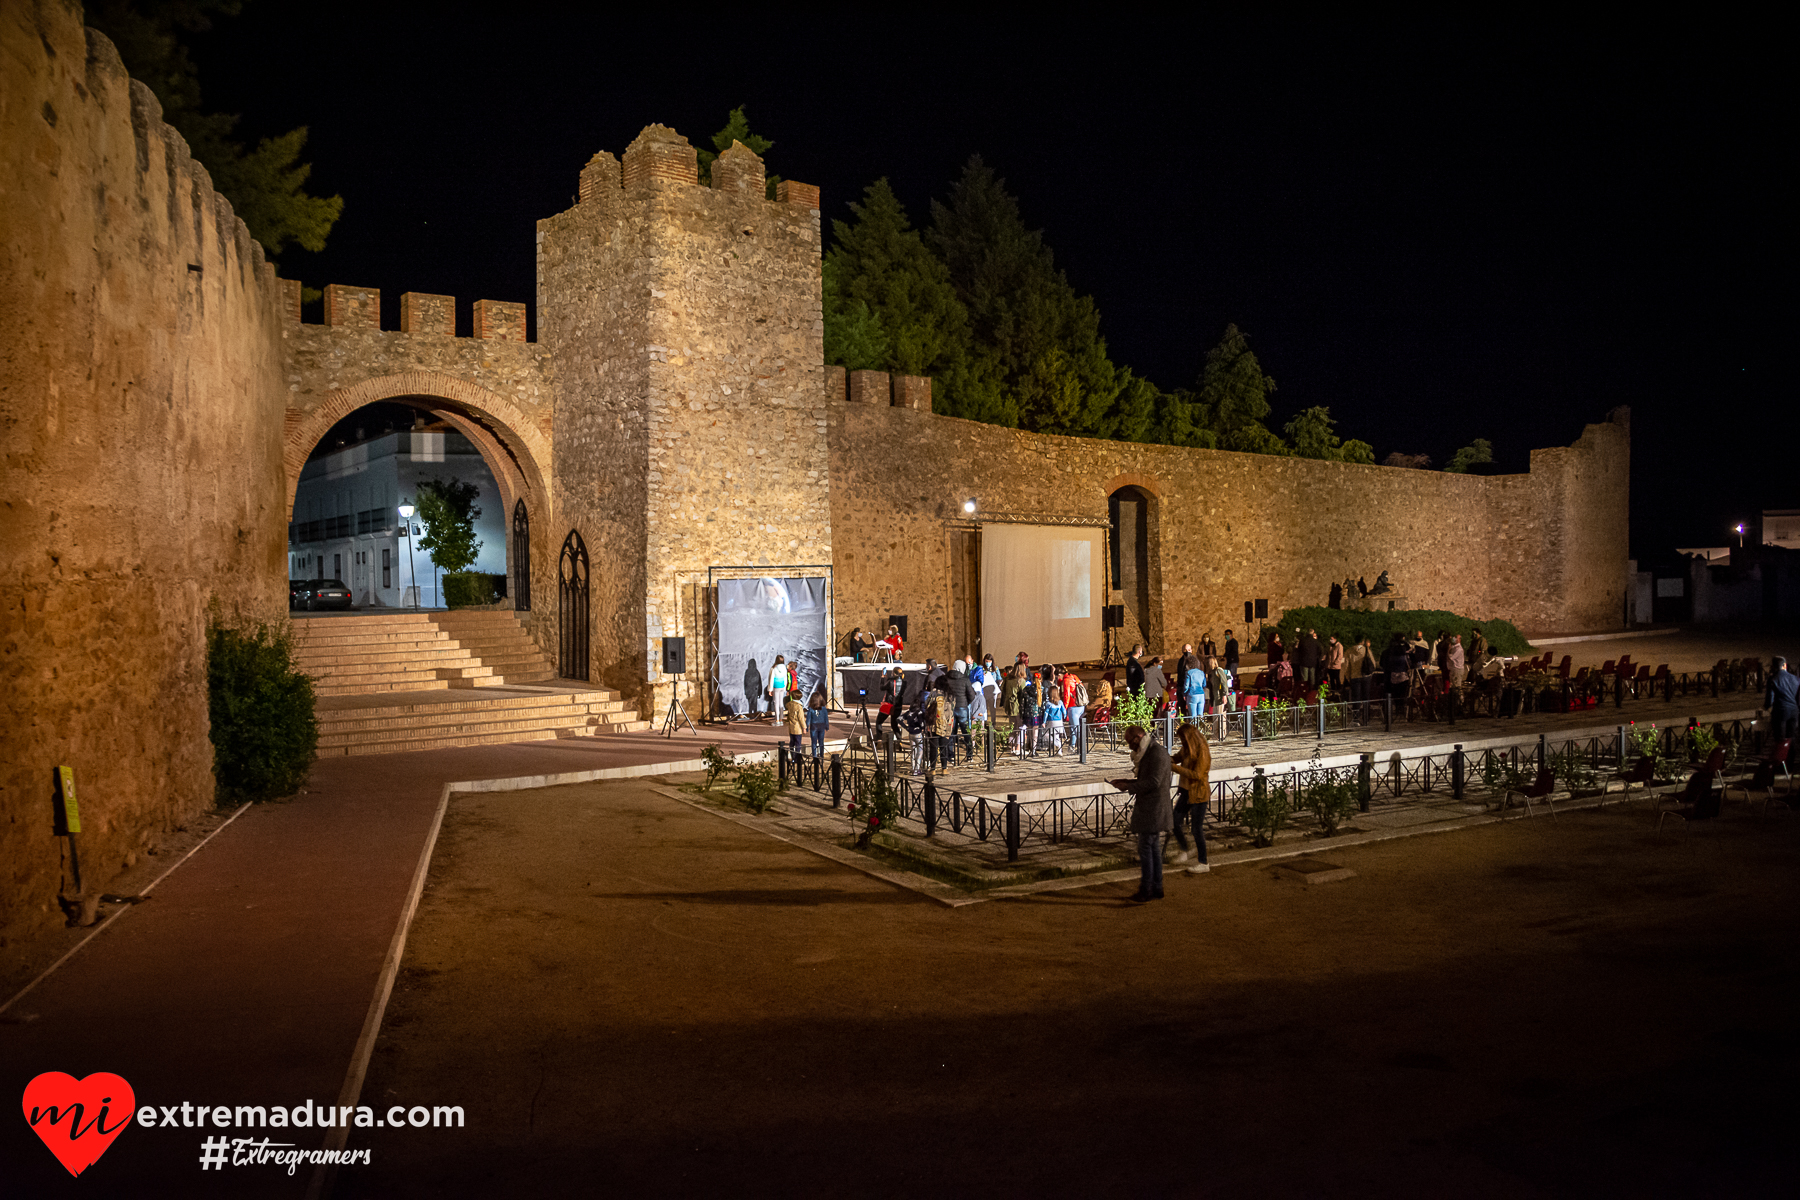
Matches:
[290,423,507,608]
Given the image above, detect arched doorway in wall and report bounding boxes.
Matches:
[559,530,589,681]
[282,372,554,620]
[1108,484,1156,653]
[512,499,532,612]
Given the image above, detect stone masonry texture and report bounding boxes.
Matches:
[0,8,290,946]
[1,37,1627,944]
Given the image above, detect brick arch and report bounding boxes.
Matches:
[1101,471,1164,501]
[282,370,553,523]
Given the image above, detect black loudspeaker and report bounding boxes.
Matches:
[1103,605,1124,629]
[661,637,686,674]
[888,614,908,640]
[1244,600,1255,623]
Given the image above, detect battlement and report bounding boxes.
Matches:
[573,123,820,211]
[828,366,934,413]
[278,281,533,342]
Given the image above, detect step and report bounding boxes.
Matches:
[298,647,478,670]
[321,708,611,747]
[315,690,625,725]
[308,662,478,686]
[293,632,462,652]
[317,714,658,756]
[314,678,452,697]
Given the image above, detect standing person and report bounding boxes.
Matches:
[1326,635,1346,688]
[743,659,765,719]
[1382,633,1415,718]
[873,667,899,735]
[1346,637,1374,705]
[928,679,957,772]
[1266,630,1285,669]
[980,654,999,717]
[1767,656,1800,742]
[943,659,976,758]
[1112,726,1174,903]
[1126,644,1146,697]
[967,656,989,726]
[1041,687,1067,756]
[767,654,792,718]
[1200,630,1218,659]
[1169,721,1212,873]
[1297,629,1321,687]
[1207,656,1234,713]
[806,687,830,759]
[783,688,806,757]
[1182,652,1207,719]
[999,664,1023,741]
[1016,668,1040,755]
[1063,666,1087,745]
[1446,634,1466,690]
[1224,629,1241,677]
[1470,627,1488,662]
[1143,656,1169,717]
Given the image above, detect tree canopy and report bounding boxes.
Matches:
[696,107,781,200]
[821,162,1384,463]
[413,478,482,576]
[86,1,342,259]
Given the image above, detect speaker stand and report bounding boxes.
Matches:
[661,679,699,738]
[1102,627,1124,668]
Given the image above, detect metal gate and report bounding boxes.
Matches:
[512,499,531,612]
[558,530,588,680]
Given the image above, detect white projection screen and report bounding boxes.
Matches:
[979,523,1107,665]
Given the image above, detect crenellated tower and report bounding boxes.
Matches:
[538,124,829,714]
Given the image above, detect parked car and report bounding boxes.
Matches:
[293,579,354,611]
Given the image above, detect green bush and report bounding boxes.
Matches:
[444,572,502,608]
[701,744,734,792]
[1259,606,1534,657]
[1301,758,1359,836]
[737,761,779,813]
[1242,774,1291,848]
[1113,688,1154,731]
[207,614,318,803]
[847,769,902,849]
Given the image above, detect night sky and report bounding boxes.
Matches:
[188,9,1791,561]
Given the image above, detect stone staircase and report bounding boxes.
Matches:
[292,611,649,756]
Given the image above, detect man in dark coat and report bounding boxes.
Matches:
[1126,645,1146,697]
[1112,726,1173,902]
[1767,656,1800,742]
[1297,629,1321,687]
[1223,630,1240,673]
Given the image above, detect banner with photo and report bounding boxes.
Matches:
[715,576,830,716]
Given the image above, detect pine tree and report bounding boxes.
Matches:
[1194,324,1289,454]
[696,107,781,199]
[1445,438,1495,473]
[927,156,1121,437]
[86,1,342,258]
[826,181,968,377]
[1284,406,1375,464]
[821,257,889,372]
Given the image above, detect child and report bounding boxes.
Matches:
[783,690,805,758]
[806,687,830,759]
[1041,691,1067,755]
[1016,673,1039,755]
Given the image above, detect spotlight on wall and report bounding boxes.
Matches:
[963,498,977,514]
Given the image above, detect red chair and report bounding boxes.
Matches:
[1558,655,1573,678]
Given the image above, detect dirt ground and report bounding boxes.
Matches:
[340,778,1800,1199]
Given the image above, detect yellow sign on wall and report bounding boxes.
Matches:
[55,765,80,834]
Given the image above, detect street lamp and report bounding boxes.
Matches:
[398,503,418,608]
[1735,522,1745,549]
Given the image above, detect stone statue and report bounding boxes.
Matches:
[1370,571,1393,596]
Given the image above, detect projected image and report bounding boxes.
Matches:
[1053,538,1092,620]
[716,576,829,716]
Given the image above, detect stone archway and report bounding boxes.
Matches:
[282,370,556,643]
[283,370,553,524]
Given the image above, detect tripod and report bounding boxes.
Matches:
[661,678,699,738]
[1102,626,1125,668]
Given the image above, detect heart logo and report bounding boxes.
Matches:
[22,1071,136,1177]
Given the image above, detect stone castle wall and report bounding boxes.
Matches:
[538,130,827,714]
[0,8,291,942]
[829,391,1629,659]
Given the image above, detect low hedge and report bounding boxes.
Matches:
[1258,606,1534,656]
[207,614,318,802]
[444,572,505,608]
